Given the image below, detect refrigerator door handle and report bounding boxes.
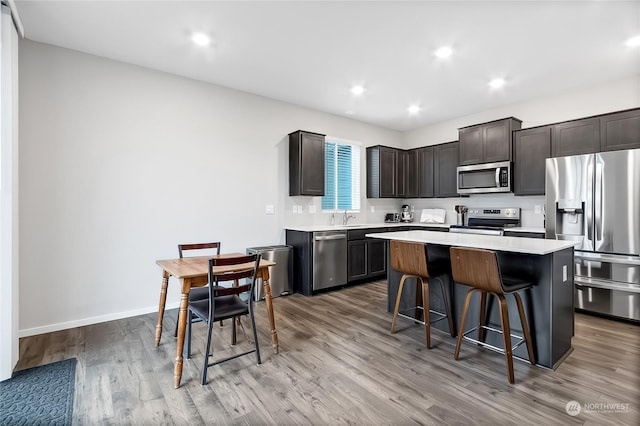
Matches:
[586,160,594,245]
[595,161,603,246]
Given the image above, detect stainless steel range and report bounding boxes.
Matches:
[449,207,521,236]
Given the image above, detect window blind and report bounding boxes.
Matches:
[322,140,360,211]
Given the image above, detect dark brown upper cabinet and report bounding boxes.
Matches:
[513,126,551,196]
[367,145,398,198]
[405,149,420,198]
[459,117,522,165]
[600,108,640,152]
[396,150,408,198]
[289,130,325,196]
[418,146,434,198]
[434,141,459,198]
[551,117,600,157]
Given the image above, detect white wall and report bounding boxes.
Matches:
[1,4,20,380]
[400,76,640,228]
[18,40,401,336]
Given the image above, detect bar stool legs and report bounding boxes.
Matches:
[454,288,536,384]
[391,274,455,349]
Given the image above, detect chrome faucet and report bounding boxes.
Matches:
[343,210,356,225]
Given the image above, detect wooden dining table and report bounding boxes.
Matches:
[155,253,278,388]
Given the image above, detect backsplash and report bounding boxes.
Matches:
[284,193,546,228]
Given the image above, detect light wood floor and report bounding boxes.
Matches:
[17,280,640,425]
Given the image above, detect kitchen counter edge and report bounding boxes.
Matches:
[366,230,576,255]
[284,223,451,232]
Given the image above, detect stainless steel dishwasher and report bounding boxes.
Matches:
[313,230,347,291]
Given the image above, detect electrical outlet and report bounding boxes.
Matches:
[297,205,303,214]
[309,205,316,214]
[265,205,274,215]
[534,205,542,214]
[370,206,375,212]
[292,205,297,214]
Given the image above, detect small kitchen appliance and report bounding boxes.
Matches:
[401,205,414,223]
[385,213,401,223]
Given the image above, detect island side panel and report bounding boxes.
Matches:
[551,247,575,367]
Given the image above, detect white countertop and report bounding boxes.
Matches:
[284,222,450,232]
[505,227,546,233]
[366,230,576,255]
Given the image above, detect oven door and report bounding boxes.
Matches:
[457,161,511,194]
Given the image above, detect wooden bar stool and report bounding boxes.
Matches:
[390,240,455,348]
[449,246,536,384]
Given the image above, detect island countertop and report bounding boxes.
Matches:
[366,230,576,255]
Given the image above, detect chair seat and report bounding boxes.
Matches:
[190,295,249,323]
[189,286,209,301]
[502,276,532,293]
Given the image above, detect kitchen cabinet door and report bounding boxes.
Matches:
[289,130,325,196]
[405,149,419,198]
[368,239,387,276]
[418,146,434,198]
[458,126,484,166]
[484,119,513,163]
[396,150,408,198]
[513,126,551,196]
[600,108,640,152]
[551,118,600,157]
[367,146,398,198]
[434,141,459,198]
[347,240,368,281]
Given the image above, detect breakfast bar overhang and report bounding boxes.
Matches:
[366,230,577,369]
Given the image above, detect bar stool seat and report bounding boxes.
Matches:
[390,240,455,348]
[449,246,536,384]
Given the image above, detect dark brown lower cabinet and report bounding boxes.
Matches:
[347,229,387,282]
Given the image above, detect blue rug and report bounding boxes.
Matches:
[0,358,76,426]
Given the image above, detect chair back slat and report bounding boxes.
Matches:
[390,240,429,278]
[208,254,261,297]
[178,242,221,258]
[449,247,503,294]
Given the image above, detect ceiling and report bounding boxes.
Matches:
[12,0,640,131]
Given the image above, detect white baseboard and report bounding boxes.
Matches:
[18,302,181,338]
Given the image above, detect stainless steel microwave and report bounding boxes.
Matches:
[456,161,512,194]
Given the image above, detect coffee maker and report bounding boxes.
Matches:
[401,205,414,222]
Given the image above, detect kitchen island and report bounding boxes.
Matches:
[366,230,576,369]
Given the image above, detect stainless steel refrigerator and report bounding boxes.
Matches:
[546,148,640,321]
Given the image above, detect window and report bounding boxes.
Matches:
[321,138,361,211]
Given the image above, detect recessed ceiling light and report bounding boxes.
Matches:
[488,78,505,89]
[408,105,421,115]
[191,32,211,46]
[434,46,453,59]
[625,35,640,47]
[350,85,365,96]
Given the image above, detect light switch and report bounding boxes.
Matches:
[292,206,297,214]
[265,205,275,215]
[535,205,542,214]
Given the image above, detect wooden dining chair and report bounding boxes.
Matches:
[186,253,262,385]
[174,242,221,338]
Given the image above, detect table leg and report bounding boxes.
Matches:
[261,270,279,354]
[174,284,189,388]
[155,271,170,346]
